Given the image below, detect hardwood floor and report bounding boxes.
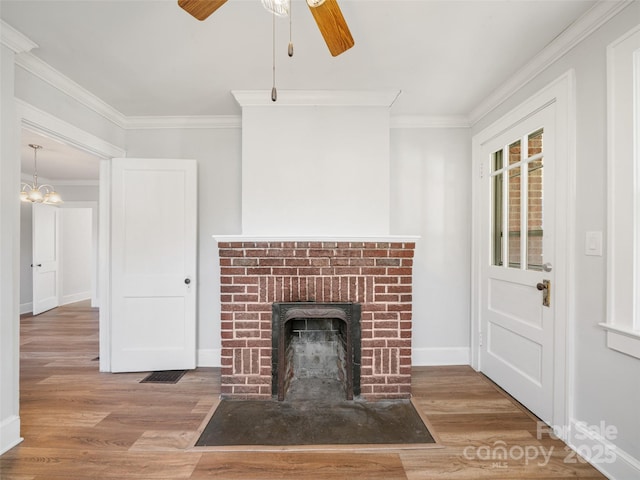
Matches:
[1,301,607,479]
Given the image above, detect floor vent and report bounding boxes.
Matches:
[140,370,187,384]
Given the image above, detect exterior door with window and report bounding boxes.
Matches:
[479,105,556,423]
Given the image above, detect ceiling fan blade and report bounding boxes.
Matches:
[307,0,354,57]
[178,0,228,21]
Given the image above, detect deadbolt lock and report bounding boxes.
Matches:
[536,279,550,307]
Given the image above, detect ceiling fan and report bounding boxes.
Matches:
[177,0,354,56]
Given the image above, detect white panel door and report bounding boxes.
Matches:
[32,203,59,315]
[110,158,197,373]
[480,105,556,423]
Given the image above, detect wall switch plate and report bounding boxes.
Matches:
[585,231,603,256]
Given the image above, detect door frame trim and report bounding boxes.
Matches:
[471,70,576,433]
[16,100,126,373]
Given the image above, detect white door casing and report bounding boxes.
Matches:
[32,203,59,315]
[471,71,574,432]
[110,158,197,373]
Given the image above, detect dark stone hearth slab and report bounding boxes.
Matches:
[195,399,435,446]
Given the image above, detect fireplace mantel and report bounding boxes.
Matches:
[213,235,420,243]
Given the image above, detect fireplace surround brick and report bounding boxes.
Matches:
[217,240,415,400]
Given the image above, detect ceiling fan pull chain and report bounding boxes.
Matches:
[271,12,277,102]
[288,0,294,57]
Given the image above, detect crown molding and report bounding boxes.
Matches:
[15,52,127,128]
[20,173,98,186]
[391,115,470,129]
[125,115,241,129]
[468,0,634,125]
[232,89,402,107]
[17,99,126,159]
[0,20,37,53]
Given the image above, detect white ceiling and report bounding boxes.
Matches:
[2,0,601,179]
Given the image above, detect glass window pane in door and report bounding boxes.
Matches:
[491,149,504,266]
[527,129,544,270]
[492,170,503,266]
[493,148,503,172]
[509,140,521,165]
[509,167,521,268]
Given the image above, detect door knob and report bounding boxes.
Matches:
[537,279,551,307]
[542,262,553,272]
[184,278,191,285]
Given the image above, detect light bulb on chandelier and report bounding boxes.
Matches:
[261,0,289,17]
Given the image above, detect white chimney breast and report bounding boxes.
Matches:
[233,90,400,236]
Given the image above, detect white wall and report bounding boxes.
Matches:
[241,105,391,236]
[391,127,472,365]
[60,207,92,305]
[472,3,640,477]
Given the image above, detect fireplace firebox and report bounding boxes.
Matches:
[272,302,361,401]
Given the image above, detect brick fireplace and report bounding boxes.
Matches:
[217,239,415,401]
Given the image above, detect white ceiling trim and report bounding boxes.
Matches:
[125,115,241,129]
[15,52,127,128]
[0,20,37,53]
[468,0,634,125]
[391,115,470,129]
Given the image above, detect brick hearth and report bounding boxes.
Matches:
[217,240,415,400]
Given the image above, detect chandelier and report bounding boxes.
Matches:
[20,144,63,205]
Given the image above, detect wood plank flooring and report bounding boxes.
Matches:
[0,302,607,479]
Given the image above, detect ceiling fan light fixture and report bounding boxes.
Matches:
[261,0,289,17]
[306,0,326,7]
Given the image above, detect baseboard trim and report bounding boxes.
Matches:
[19,302,32,315]
[60,292,91,306]
[0,415,23,455]
[412,347,471,366]
[197,348,221,367]
[567,418,640,479]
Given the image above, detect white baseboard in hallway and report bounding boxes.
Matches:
[20,302,32,315]
[61,292,91,306]
[412,347,471,366]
